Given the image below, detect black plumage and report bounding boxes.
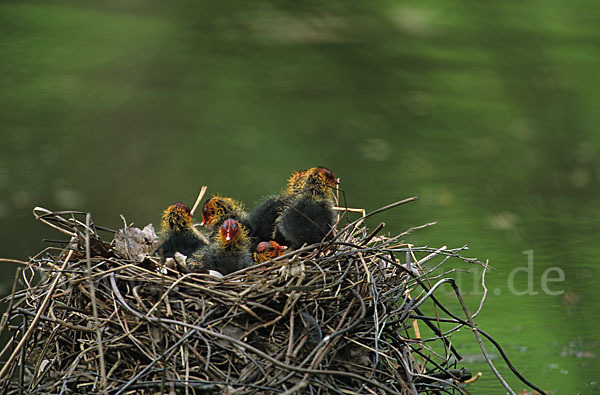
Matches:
[247,196,287,249]
[246,169,310,249]
[154,202,206,260]
[156,231,205,260]
[192,218,252,275]
[276,196,335,249]
[200,245,252,275]
[275,166,339,249]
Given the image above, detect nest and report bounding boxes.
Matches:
[0,199,541,394]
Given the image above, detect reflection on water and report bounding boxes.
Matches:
[1,1,599,392]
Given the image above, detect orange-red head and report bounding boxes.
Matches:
[302,166,339,199]
[201,195,244,229]
[161,202,193,233]
[218,218,248,247]
[253,241,287,263]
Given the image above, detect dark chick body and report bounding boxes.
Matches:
[157,231,204,259]
[201,245,253,275]
[195,218,252,275]
[247,169,308,248]
[247,196,287,248]
[276,197,335,249]
[276,166,339,249]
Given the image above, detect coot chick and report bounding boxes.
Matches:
[194,218,252,275]
[253,240,287,263]
[247,168,307,248]
[154,202,206,260]
[275,166,339,249]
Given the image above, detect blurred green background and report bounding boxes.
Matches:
[1,0,599,392]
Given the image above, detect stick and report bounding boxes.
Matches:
[86,213,107,393]
[360,222,385,246]
[0,268,21,334]
[450,280,516,395]
[0,258,29,266]
[190,186,208,217]
[0,250,74,379]
[32,207,77,237]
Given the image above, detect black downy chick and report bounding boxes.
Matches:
[154,202,206,260]
[247,169,309,248]
[275,166,339,249]
[247,196,285,247]
[193,218,252,275]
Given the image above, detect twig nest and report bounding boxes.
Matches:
[0,205,492,394]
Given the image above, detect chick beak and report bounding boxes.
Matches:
[200,219,206,227]
[225,230,232,241]
[335,178,341,184]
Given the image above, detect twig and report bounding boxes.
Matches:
[190,186,208,217]
[0,250,74,379]
[0,268,21,334]
[32,207,78,237]
[360,222,385,246]
[115,329,198,395]
[86,213,107,393]
[450,280,516,395]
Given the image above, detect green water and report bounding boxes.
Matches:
[1,1,599,393]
